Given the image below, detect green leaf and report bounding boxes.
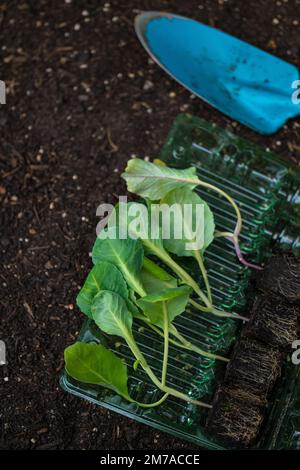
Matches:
[91,290,132,340]
[109,201,164,257]
[121,158,199,200]
[92,227,146,297]
[64,341,130,399]
[137,286,191,327]
[161,187,215,256]
[76,261,130,318]
[141,257,177,294]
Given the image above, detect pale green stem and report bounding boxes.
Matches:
[161,301,169,387]
[136,174,242,236]
[169,324,229,363]
[124,330,211,408]
[133,281,147,298]
[133,393,169,408]
[136,314,228,362]
[154,247,211,308]
[194,250,212,304]
[214,230,235,238]
[189,298,249,322]
[195,179,242,236]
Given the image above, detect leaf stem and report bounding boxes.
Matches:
[195,178,242,236]
[161,301,169,387]
[135,313,228,362]
[169,324,229,363]
[189,299,249,322]
[194,250,212,304]
[124,330,211,408]
[134,393,169,408]
[155,248,211,308]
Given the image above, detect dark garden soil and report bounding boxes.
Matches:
[0,0,299,450]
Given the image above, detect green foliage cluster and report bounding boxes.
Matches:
[65,159,249,408]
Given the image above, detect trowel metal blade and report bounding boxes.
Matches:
[135,11,300,135]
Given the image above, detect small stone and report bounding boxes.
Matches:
[74,23,80,31]
[78,94,88,102]
[45,260,54,270]
[143,80,154,91]
[272,18,280,25]
[180,104,189,112]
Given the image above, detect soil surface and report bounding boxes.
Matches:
[0,0,299,450]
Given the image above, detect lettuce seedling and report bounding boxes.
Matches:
[122,158,262,270]
[65,342,169,408]
[89,289,212,407]
[64,157,255,410]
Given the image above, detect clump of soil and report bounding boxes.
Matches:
[224,338,283,400]
[257,253,300,304]
[206,386,264,448]
[244,295,298,351]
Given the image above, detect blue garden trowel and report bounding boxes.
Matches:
[135,11,300,135]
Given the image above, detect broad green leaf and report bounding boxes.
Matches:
[76,261,129,318]
[92,227,146,297]
[121,158,199,200]
[108,201,164,257]
[64,341,130,399]
[91,290,132,340]
[161,187,215,256]
[137,286,191,327]
[141,257,177,294]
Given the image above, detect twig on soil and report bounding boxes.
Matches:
[107,128,119,152]
[23,301,34,320]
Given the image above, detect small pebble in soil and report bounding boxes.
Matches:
[143,80,154,91]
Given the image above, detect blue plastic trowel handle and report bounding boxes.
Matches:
[135,12,300,134]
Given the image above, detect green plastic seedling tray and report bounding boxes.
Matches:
[61,114,300,449]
